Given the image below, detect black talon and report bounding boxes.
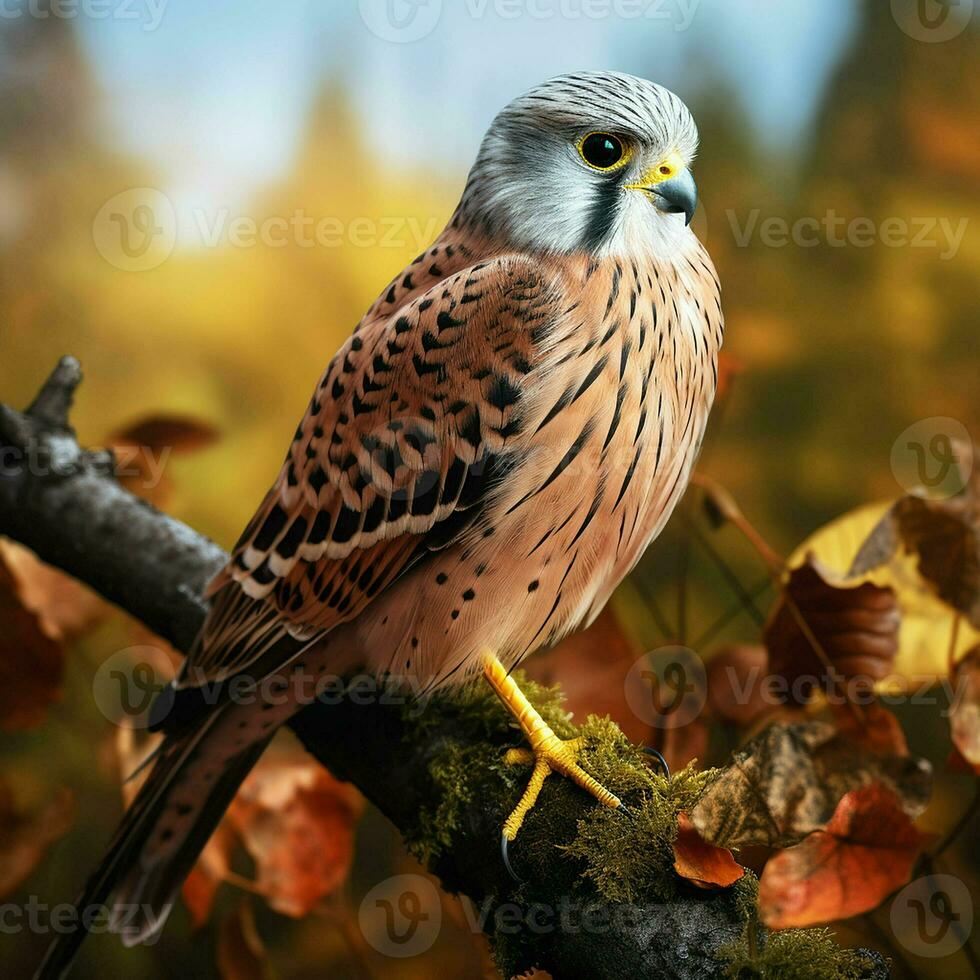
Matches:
[642,746,670,778]
[501,832,523,883]
[616,801,634,821]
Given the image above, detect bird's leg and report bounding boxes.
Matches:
[482,653,622,843]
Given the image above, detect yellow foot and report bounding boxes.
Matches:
[501,732,622,842]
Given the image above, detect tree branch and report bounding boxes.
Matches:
[0,360,888,980]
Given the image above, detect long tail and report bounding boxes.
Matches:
[34,711,271,980]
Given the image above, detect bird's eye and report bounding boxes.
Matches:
[578,132,628,171]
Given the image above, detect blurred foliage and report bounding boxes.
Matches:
[1,4,978,978]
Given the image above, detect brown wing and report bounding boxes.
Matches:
[180,255,562,687]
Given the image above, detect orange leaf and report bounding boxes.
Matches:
[673,813,744,889]
[758,785,924,928]
[227,747,362,917]
[830,700,908,758]
[108,414,219,455]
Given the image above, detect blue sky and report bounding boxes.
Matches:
[75,0,860,212]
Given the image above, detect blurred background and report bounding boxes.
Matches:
[1,1,978,977]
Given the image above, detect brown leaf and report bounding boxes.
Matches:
[830,700,908,758]
[949,644,980,769]
[758,785,924,928]
[673,813,745,889]
[227,745,362,917]
[182,820,237,931]
[690,721,931,849]
[850,444,980,627]
[0,550,65,730]
[765,556,900,702]
[0,780,74,897]
[0,539,106,643]
[109,414,219,454]
[217,901,275,980]
[107,413,219,505]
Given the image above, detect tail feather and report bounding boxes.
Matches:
[33,713,268,980]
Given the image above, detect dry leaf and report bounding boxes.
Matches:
[949,644,980,769]
[227,745,362,917]
[765,556,899,701]
[758,785,924,928]
[690,721,930,849]
[850,445,980,627]
[829,700,908,758]
[673,813,745,889]
[0,780,74,897]
[0,539,106,643]
[217,900,275,980]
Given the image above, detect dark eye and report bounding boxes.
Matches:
[579,132,627,170]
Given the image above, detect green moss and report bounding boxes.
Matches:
[717,926,878,979]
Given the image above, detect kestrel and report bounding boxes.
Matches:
[38,70,722,977]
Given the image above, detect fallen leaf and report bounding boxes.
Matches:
[758,785,924,928]
[0,780,74,897]
[217,900,275,980]
[690,721,931,849]
[673,813,745,889]
[949,644,980,769]
[765,556,900,702]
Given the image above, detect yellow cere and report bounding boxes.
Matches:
[625,149,686,189]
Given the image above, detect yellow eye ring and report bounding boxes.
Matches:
[577,132,633,172]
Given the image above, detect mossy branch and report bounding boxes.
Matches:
[0,360,888,980]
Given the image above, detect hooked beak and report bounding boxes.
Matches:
[650,168,698,226]
[625,151,698,226]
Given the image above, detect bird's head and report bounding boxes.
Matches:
[458,71,700,258]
